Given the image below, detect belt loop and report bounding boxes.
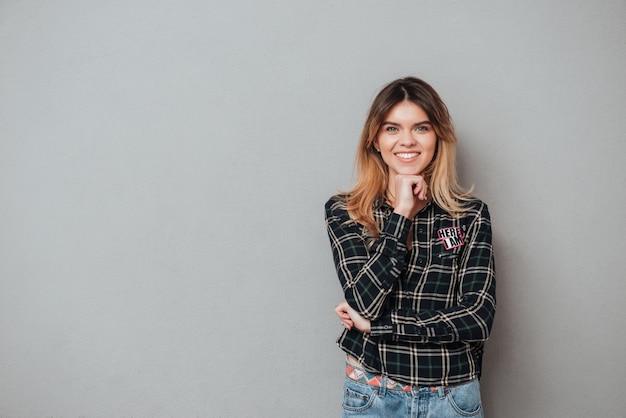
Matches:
[437,385,446,398]
[378,375,387,397]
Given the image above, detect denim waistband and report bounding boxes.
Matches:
[345,361,473,393]
[345,363,414,392]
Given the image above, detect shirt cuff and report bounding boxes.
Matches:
[381,212,411,243]
[370,313,394,337]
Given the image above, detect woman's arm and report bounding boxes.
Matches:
[335,301,371,332]
[325,196,411,320]
[369,202,496,343]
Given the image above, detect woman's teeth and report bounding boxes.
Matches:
[396,153,419,159]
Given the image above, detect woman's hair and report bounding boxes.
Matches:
[345,76,473,237]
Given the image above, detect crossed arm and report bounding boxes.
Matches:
[326,198,496,343]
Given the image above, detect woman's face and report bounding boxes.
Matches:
[374,100,437,179]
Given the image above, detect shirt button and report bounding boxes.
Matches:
[418,258,424,264]
[418,229,423,233]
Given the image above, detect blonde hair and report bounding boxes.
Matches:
[345,77,473,237]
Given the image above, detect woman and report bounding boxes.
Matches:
[325,77,496,417]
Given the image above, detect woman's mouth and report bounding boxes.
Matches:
[395,152,420,160]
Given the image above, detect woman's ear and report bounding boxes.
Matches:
[373,139,380,153]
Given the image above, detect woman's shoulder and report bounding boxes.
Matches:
[431,196,490,221]
[324,193,351,219]
[458,197,492,223]
[464,196,488,209]
[325,193,349,209]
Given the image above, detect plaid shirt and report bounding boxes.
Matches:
[325,195,496,387]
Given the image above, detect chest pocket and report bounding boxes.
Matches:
[429,251,462,307]
[434,251,459,275]
[437,252,459,261]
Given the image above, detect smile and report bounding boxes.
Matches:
[395,153,420,160]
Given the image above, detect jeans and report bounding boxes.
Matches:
[341,371,484,418]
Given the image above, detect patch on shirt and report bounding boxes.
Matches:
[437,227,464,250]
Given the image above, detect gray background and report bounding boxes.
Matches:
[1,1,625,417]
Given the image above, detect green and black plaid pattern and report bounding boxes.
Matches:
[325,195,496,387]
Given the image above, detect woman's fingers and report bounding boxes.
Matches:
[335,301,355,329]
[414,181,428,201]
[394,175,429,218]
[334,301,349,317]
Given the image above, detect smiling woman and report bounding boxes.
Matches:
[374,101,437,213]
[325,77,496,418]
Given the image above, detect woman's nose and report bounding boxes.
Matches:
[399,130,416,146]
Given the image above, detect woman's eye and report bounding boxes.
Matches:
[386,126,398,132]
[415,125,430,132]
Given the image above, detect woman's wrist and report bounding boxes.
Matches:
[393,207,413,219]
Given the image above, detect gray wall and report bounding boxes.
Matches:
[1,1,625,417]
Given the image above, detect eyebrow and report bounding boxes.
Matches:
[381,120,432,127]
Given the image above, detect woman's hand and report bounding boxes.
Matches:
[335,301,371,333]
[392,174,428,219]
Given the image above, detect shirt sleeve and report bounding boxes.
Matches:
[325,197,412,320]
[370,202,496,343]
